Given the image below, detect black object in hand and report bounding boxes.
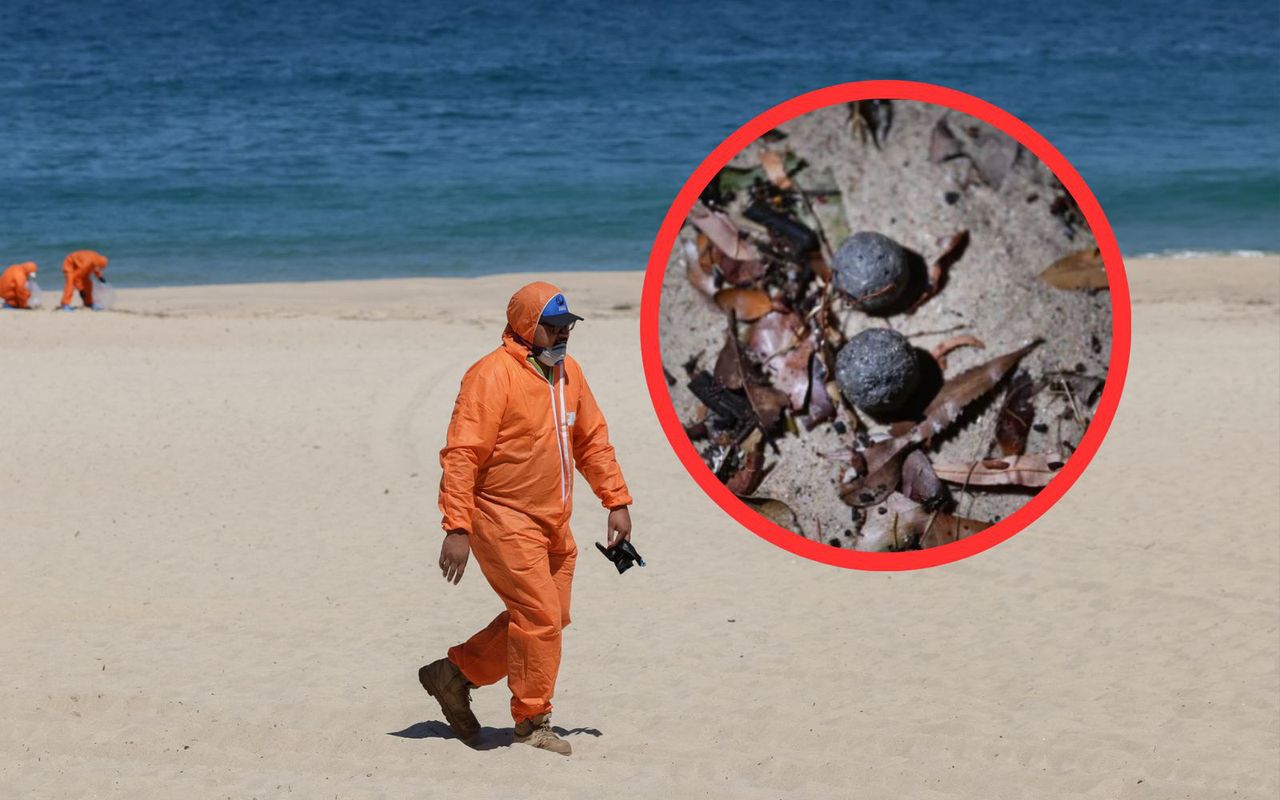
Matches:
[595,540,645,574]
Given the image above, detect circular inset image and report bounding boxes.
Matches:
[641,81,1130,570]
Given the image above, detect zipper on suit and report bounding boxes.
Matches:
[544,367,569,505]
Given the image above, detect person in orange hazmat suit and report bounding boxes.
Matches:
[0,262,39,308]
[59,250,109,309]
[419,281,633,757]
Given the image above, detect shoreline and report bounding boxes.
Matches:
[9,256,1277,317]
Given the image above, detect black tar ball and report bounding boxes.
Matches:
[832,232,909,312]
[835,328,920,416]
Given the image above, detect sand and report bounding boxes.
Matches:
[0,256,1276,798]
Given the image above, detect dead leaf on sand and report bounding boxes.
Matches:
[746,312,813,411]
[901,448,951,510]
[854,491,989,552]
[758,149,794,189]
[739,496,803,534]
[686,235,717,296]
[714,288,773,321]
[689,203,761,262]
[910,230,970,312]
[803,349,837,430]
[1040,247,1108,291]
[995,368,1035,456]
[929,118,964,163]
[932,453,1065,488]
[930,333,985,371]
[919,342,1040,442]
[725,432,767,495]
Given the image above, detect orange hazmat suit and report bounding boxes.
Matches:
[60,250,108,308]
[0,262,38,308]
[439,281,631,723]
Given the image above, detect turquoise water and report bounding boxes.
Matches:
[1,0,1277,286]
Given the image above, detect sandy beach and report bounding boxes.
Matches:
[1,256,1276,798]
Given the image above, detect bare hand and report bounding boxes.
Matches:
[606,506,632,549]
[439,531,470,585]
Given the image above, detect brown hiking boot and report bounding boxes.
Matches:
[514,713,572,756]
[418,658,480,741]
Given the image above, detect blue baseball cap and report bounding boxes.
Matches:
[540,292,584,327]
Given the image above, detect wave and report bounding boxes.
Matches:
[1128,250,1280,259]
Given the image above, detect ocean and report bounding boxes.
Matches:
[2,0,1277,287]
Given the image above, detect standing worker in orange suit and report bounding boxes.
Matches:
[420,281,633,757]
[0,262,39,308]
[59,249,109,310]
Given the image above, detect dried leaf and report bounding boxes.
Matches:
[854,492,988,552]
[839,440,911,508]
[686,235,717,296]
[745,383,789,429]
[724,434,766,495]
[713,330,744,390]
[929,118,963,163]
[803,349,836,430]
[854,492,929,551]
[739,496,802,534]
[934,229,969,268]
[683,420,708,440]
[1040,247,1107,291]
[747,313,812,411]
[931,453,1066,488]
[714,288,772,321]
[746,311,801,363]
[887,420,915,438]
[919,342,1039,442]
[969,132,1018,189]
[758,149,793,189]
[776,338,814,411]
[910,230,969,312]
[917,514,990,549]
[689,203,761,262]
[715,251,767,286]
[901,449,951,510]
[930,333,985,371]
[808,250,832,283]
[819,446,855,463]
[995,369,1035,456]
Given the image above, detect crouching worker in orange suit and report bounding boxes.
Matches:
[0,262,39,308]
[59,249,108,310]
[419,281,633,757]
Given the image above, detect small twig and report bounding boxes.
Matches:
[1059,377,1089,427]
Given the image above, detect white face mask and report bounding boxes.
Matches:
[536,341,567,367]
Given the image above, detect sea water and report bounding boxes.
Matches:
[1,0,1276,286]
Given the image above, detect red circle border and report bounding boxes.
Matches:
[639,80,1132,571]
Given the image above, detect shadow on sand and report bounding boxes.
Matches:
[390,720,603,751]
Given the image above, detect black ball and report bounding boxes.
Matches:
[832,232,909,312]
[835,328,920,415]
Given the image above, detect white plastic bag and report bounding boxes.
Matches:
[93,276,117,310]
[26,277,43,309]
